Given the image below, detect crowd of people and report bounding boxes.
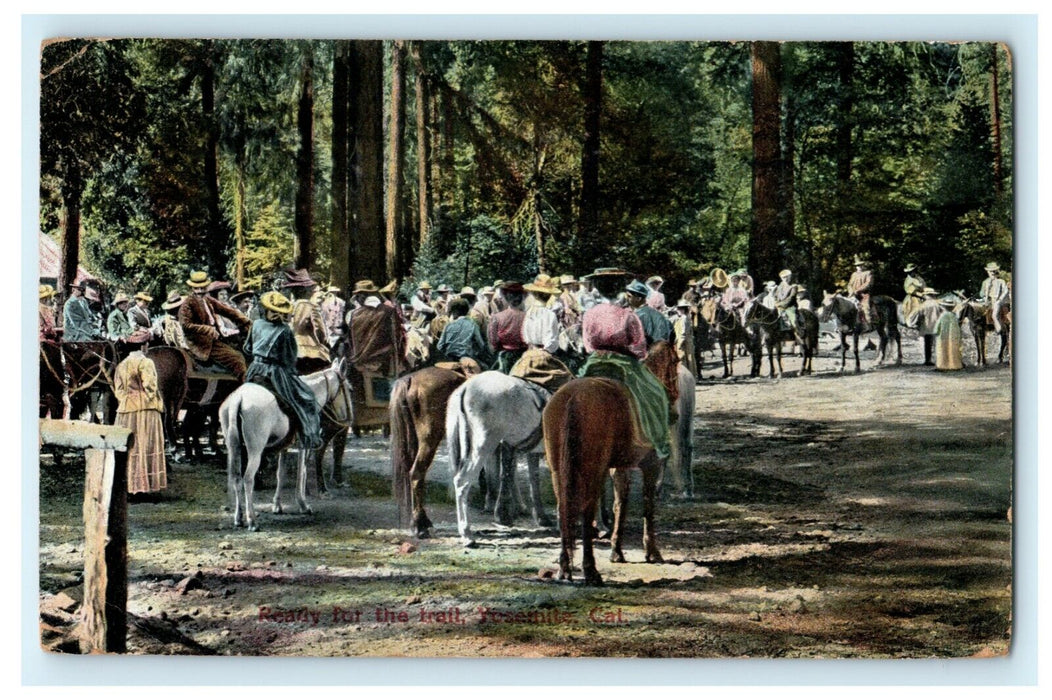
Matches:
[38,258,1011,496]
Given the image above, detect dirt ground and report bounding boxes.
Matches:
[38,327,1012,658]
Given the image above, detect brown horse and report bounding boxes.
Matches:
[61,341,119,423]
[743,302,820,377]
[543,377,664,586]
[699,300,759,378]
[390,365,469,538]
[955,300,1011,366]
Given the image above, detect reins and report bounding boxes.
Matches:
[319,369,353,428]
[63,345,115,395]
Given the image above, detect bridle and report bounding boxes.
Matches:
[63,343,115,395]
[319,367,354,428]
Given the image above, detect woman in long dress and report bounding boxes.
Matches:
[113,350,168,495]
[934,299,964,371]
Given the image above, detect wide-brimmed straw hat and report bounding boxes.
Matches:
[646,275,664,287]
[260,291,294,315]
[625,280,650,298]
[417,280,433,291]
[584,267,630,281]
[779,269,792,278]
[559,274,578,286]
[206,280,231,293]
[282,268,318,288]
[112,292,131,306]
[186,270,211,288]
[765,280,777,289]
[479,286,495,296]
[326,285,341,294]
[39,284,57,300]
[710,268,729,289]
[379,281,398,294]
[853,255,868,266]
[459,286,477,298]
[524,274,560,296]
[903,263,917,273]
[436,284,453,293]
[985,262,1001,272]
[352,279,379,295]
[134,292,153,303]
[676,298,690,308]
[161,291,185,310]
[922,287,938,297]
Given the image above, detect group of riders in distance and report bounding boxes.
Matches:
[38,257,1011,584]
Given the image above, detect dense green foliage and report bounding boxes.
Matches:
[40,39,1011,303]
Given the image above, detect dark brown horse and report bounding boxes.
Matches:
[955,300,1011,366]
[743,302,820,376]
[817,292,902,372]
[700,300,759,378]
[543,377,664,586]
[61,341,119,423]
[390,365,469,538]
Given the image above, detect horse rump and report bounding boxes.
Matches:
[389,374,417,528]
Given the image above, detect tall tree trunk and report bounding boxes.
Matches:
[579,40,603,273]
[294,46,315,271]
[233,146,248,289]
[351,40,386,283]
[750,41,784,283]
[386,41,407,282]
[411,42,432,248]
[201,41,226,279]
[330,40,351,291]
[990,43,1003,197]
[533,124,548,275]
[58,168,83,302]
[441,85,455,209]
[428,80,441,233]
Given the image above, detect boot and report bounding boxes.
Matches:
[923,335,934,366]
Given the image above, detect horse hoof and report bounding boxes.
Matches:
[584,571,604,587]
[610,551,626,564]
[646,552,665,564]
[272,505,284,514]
[536,515,555,528]
[301,506,314,515]
[416,528,431,540]
[558,569,572,582]
[247,523,259,532]
[462,539,478,549]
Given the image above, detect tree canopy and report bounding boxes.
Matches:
[40,39,1012,303]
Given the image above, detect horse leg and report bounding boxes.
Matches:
[409,439,440,538]
[330,429,348,488]
[839,333,848,372]
[581,510,602,587]
[609,469,630,563]
[495,444,516,526]
[720,341,730,378]
[642,453,664,564]
[877,330,888,365]
[272,451,286,514]
[242,449,263,532]
[296,449,313,515]
[526,452,552,527]
[853,332,861,373]
[452,454,480,547]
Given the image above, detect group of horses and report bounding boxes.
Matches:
[691,290,1010,377]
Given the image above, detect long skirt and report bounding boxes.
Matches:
[116,409,168,493]
[934,311,963,371]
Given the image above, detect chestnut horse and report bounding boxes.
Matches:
[543,377,664,586]
[390,365,469,538]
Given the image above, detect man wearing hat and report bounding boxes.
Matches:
[319,285,346,354]
[282,269,330,373]
[720,270,749,321]
[906,287,942,366]
[63,281,101,342]
[433,284,453,316]
[231,289,260,322]
[487,281,529,373]
[760,281,777,310]
[978,262,1010,333]
[774,269,799,331]
[474,287,494,330]
[557,275,582,327]
[127,292,154,336]
[626,279,672,346]
[734,268,755,296]
[902,264,926,323]
[39,285,60,344]
[575,275,601,313]
[410,281,437,328]
[243,291,322,448]
[510,277,575,394]
[578,268,670,463]
[847,256,875,327]
[179,270,251,381]
[645,275,667,313]
[106,292,135,341]
[346,279,406,411]
[159,292,189,349]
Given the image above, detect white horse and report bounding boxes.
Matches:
[659,364,696,499]
[445,371,553,547]
[219,360,353,531]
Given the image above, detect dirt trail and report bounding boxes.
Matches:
[39,329,1012,658]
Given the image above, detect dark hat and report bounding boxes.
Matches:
[161,291,185,311]
[499,281,525,294]
[586,267,629,279]
[206,280,232,293]
[230,289,257,305]
[625,280,650,298]
[282,268,318,288]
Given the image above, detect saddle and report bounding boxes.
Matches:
[247,376,301,435]
[433,357,483,380]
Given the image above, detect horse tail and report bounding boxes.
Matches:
[560,392,582,565]
[445,383,471,481]
[389,375,417,528]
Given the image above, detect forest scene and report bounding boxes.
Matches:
[40,38,1011,303]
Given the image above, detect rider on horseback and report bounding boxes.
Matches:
[179,271,251,381]
[626,279,672,345]
[774,269,799,331]
[510,276,574,393]
[847,256,874,328]
[578,269,670,462]
[487,281,528,374]
[62,281,102,342]
[978,262,1011,333]
[243,291,322,448]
